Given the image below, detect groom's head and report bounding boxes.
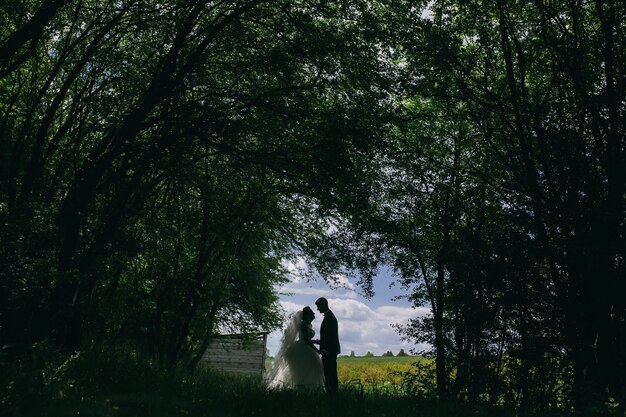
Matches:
[315,297,329,314]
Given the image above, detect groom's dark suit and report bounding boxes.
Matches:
[320,309,340,393]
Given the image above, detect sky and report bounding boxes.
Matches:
[266,259,432,357]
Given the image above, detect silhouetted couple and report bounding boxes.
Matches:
[266,297,340,394]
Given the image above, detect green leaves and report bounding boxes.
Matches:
[0,0,395,367]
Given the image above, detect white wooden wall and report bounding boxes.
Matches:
[200,333,267,377]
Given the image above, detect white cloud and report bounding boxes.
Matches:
[267,297,431,357]
[278,300,303,315]
[282,257,308,276]
[329,273,356,291]
[279,283,358,299]
[278,258,359,300]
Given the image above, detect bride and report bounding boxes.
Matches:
[265,306,325,391]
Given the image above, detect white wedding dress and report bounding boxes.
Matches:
[265,311,325,391]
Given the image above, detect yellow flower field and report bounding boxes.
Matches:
[337,356,427,391]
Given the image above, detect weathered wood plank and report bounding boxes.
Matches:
[199,333,267,377]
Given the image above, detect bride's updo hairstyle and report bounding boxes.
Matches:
[302,306,315,323]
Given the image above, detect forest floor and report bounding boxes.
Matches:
[1,348,615,417]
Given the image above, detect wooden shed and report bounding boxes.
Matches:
[199,333,268,377]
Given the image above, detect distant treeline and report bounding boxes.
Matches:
[1,1,625,415]
[344,349,409,358]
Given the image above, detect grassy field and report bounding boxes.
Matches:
[337,355,425,392]
[267,354,421,367]
[265,355,430,394]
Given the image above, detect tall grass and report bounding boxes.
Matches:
[0,345,612,417]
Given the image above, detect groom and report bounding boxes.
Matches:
[314,297,340,394]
